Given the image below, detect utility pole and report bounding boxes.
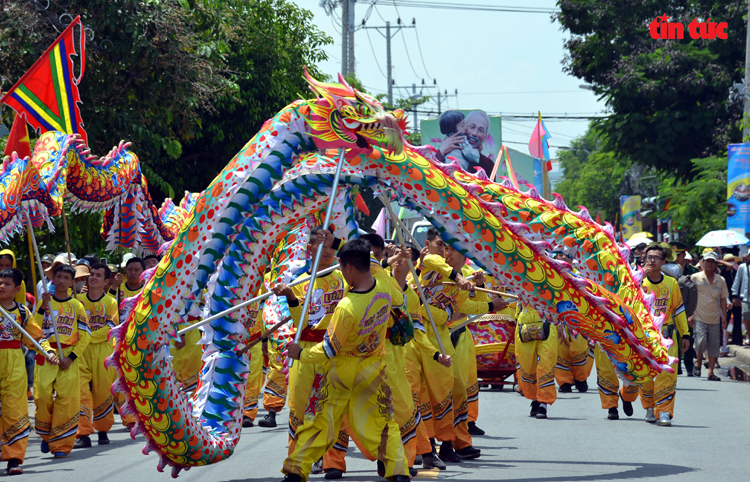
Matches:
[436,89,458,116]
[341,0,348,75]
[386,21,392,105]
[362,18,416,106]
[394,80,436,134]
[347,0,355,76]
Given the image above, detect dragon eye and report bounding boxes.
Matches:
[340,105,357,117]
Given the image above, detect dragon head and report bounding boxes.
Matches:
[303,69,407,158]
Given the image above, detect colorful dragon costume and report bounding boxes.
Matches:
[89,73,673,475]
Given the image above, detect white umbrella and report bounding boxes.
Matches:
[695,230,750,247]
[626,236,653,248]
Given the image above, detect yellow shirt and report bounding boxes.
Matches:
[301,268,403,365]
[642,274,689,336]
[289,269,347,332]
[418,255,492,327]
[0,302,52,353]
[76,293,118,344]
[516,303,543,325]
[35,296,91,358]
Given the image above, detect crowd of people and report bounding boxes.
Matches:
[0,229,747,480]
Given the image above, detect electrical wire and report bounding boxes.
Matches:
[398,28,421,78]
[366,28,388,78]
[413,26,433,80]
[459,90,585,95]
[389,1,558,14]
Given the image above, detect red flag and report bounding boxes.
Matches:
[0,17,87,143]
[3,113,32,159]
[595,212,601,224]
[355,192,370,216]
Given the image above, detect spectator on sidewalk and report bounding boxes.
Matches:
[730,253,750,347]
[691,251,727,381]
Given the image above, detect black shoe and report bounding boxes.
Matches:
[394,476,411,482]
[280,474,302,482]
[558,383,573,393]
[607,408,619,420]
[536,406,547,419]
[6,458,22,476]
[409,467,418,477]
[421,452,446,470]
[574,380,589,393]
[620,393,634,417]
[74,436,92,449]
[456,446,481,460]
[686,371,694,377]
[468,421,485,436]
[377,460,385,477]
[97,432,110,445]
[703,361,709,369]
[414,454,422,465]
[242,415,254,428]
[530,400,540,417]
[438,441,461,463]
[258,411,277,428]
[325,469,343,480]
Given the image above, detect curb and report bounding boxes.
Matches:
[728,345,750,367]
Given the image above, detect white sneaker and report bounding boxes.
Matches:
[311,458,324,474]
[645,407,656,423]
[658,412,672,426]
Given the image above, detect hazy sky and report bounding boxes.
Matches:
[293,0,606,159]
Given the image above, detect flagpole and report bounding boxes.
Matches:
[26,222,38,299]
[539,111,550,199]
[61,208,73,266]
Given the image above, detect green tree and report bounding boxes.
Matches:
[554,126,630,223]
[556,0,745,176]
[659,155,727,243]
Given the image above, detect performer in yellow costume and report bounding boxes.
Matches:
[273,227,350,478]
[0,250,27,304]
[555,329,593,393]
[172,314,204,394]
[242,280,267,428]
[280,238,409,482]
[419,243,506,462]
[34,265,91,457]
[0,268,53,475]
[515,303,558,419]
[594,345,639,420]
[639,243,690,426]
[75,263,119,448]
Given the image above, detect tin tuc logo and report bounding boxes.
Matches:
[649,15,728,39]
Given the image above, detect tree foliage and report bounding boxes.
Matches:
[659,155,727,242]
[1,0,332,201]
[554,126,631,223]
[556,0,745,176]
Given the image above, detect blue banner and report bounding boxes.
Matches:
[727,143,750,233]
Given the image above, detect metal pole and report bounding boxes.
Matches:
[744,0,750,140]
[379,194,445,355]
[386,21,393,105]
[24,210,63,359]
[177,263,341,336]
[341,0,349,76]
[448,314,483,334]
[237,316,292,356]
[0,306,54,360]
[437,91,441,116]
[61,208,73,266]
[290,149,348,366]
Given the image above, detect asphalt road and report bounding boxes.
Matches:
[17,367,748,482]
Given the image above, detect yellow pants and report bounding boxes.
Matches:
[263,341,288,413]
[1,349,30,463]
[594,345,639,409]
[638,331,679,418]
[243,343,265,421]
[403,341,433,458]
[78,342,116,436]
[515,324,558,405]
[282,356,408,481]
[455,330,479,423]
[172,329,203,393]
[555,333,594,386]
[34,346,80,455]
[421,325,459,443]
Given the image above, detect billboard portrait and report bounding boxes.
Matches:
[620,195,642,239]
[421,109,502,177]
[727,143,750,233]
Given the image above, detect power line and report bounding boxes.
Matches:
[389,1,558,14]
[365,28,388,78]
[459,90,586,95]
[413,26,433,80]
[399,28,421,78]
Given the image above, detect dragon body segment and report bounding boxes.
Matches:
[108,75,674,475]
